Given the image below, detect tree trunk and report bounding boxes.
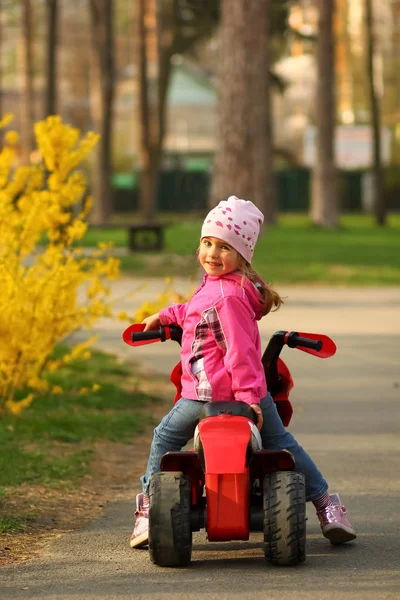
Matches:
[157,14,173,159]
[89,0,115,224]
[210,0,274,221]
[311,0,338,228]
[250,0,275,224]
[45,0,58,117]
[20,0,35,164]
[365,0,385,226]
[137,0,154,222]
[136,0,162,223]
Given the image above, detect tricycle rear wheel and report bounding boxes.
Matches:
[149,471,192,567]
[263,470,306,565]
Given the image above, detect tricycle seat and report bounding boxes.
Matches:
[199,401,258,424]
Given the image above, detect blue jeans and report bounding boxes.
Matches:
[141,394,328,502]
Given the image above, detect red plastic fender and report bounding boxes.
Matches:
[170,361,183,404]
[273,358,294,426]
[198,415,252,541]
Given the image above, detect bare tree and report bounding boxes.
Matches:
[135,0,219,222]
[136,0,158,222]
[249,0,274,223]
[210,0,274,221]
[89,0,115,224]
[365,0,385,225]
[310,0,338,228]
[45,0,58,117]
[20,0,35,163]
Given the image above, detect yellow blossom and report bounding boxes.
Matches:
[97,241,114,252]
[5,130,19,145]
[46,360,61,372]
[5,394,34,415]
[27,378,50,393]
[117,311,129,321]
[5,400,22,416]
[51,385,63,395]
[0,114,13,128]
[62,336,98,364]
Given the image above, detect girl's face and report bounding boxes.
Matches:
[199,237,241,276]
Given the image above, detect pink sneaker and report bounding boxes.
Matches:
[317,493,357,545]
[130,493,149,548]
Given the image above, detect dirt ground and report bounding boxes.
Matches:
[0,369,170,568]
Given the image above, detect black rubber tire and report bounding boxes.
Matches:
[148,471,192,567]
[263,471,306,566]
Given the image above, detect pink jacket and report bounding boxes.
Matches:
[159,272,267,405]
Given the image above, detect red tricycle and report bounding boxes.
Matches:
[123,324,336,567]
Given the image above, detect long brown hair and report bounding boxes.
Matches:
[236,256,283,316]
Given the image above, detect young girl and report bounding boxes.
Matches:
[130,195,356,549]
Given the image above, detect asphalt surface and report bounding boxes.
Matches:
[2,280,400,600]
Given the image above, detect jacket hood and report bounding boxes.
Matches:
[205,272,265,320]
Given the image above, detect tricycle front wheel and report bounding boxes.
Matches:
[263,470,306,566]
[149,471,192,567]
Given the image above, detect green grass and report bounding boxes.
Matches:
[80,228,129,248]
[0,515,31,534]
[0,486,35,534]
[0,348,156,489]
[81,213,400,285]
[0,447,94,487]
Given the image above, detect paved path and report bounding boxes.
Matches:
[2,279,400,599]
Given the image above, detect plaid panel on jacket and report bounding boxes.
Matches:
[190,307,226,401]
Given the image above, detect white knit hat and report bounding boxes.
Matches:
[201,195,264,263]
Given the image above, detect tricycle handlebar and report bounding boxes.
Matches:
[286,332,323,352]
[131,325,183,345]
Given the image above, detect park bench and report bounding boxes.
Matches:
[90,222,166,251]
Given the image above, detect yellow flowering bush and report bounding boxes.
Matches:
[0,115,120,416]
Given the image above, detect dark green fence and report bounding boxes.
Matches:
[113,168,398,214]
[112,171,209,213]
[276,168,310,211]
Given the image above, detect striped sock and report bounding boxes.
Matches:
[312,491,334,512]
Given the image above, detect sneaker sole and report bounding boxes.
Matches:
[130,531,149,549]
[322,524,357,545]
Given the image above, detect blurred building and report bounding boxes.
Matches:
[1,0,399,169]
[278,0,400,162]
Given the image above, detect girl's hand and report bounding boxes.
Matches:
[250,403,263,431]
[141,313,161,331]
